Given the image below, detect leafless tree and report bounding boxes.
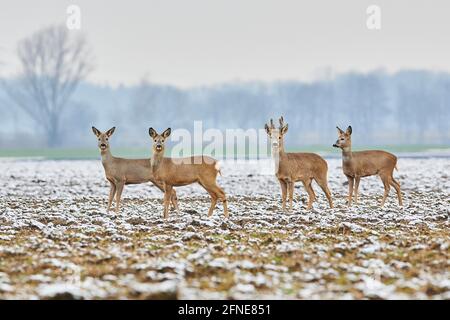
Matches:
[3,25,93,146]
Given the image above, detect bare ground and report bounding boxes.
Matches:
[0,158,449,299]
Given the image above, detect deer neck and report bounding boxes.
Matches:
[342,145,353,163]
[100,148,113,165]
[280,145,287,157]
[271,144,286,174]
[151,151,164,173]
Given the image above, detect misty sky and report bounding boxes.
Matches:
[1,0,449,87]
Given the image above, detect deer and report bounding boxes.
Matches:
[148,127,228,219]
[333,125,403,207]
[264,117,333,211]
[91,126,178,214]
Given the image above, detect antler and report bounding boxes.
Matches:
[270,119,275,129]
[279,116,285,129]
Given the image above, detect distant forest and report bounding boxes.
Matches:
[1,70,449,148]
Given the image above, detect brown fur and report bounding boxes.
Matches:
[149,128,228,219]
[333,126,403,206]
[92,126,178,213]
[265,117,333,211]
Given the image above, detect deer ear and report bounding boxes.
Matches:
[281,124,288,135]
[92,126,101,137]
[106,127,116,137]
[336,126,344,135]
[149,127,157,138]
[162,128,171,138]
[346,126,352,135]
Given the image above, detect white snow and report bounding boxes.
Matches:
[0,157,449,299]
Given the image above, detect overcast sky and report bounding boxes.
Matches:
[0,0,449,87]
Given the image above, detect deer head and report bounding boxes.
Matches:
[92,127,115,151]
[333,126,352,149]
[265,116,288,150]
[149,127,171,154]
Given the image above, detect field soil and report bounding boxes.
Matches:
[0,158,449,299]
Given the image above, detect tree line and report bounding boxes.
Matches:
[0,26,449,148]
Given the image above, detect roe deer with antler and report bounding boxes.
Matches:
[149,127,228,219]
[333,125,403,207]
[265,117,333,211]
[91,126,178,213]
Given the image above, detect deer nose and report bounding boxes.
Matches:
[332,143,338,148]
[100,143,107,148]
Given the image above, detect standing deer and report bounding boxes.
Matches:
[265,117,333,211]
[148,127,228,219]
[333,126,403,206]
[91,126,178,213]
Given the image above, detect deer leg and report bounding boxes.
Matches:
[307,179,316,210]
[202,181,228,218]
[198,181,216,217]
[304,182,316,205]
[115,182,125,214]
[107,181,116,211]
[163,185,173,219]
[354,177,361,204]
[346,176,354,206]
[302,179,315,210]
[279,179,288,212]
[214,185,228,218]
[207,193,218,217]
[390,176,403,206]
[222,197,229,218]
[315,177,334,209]
[154,182,178,212]
[171,191,180,213]
[288,181,294,212]
[380,175,391,207]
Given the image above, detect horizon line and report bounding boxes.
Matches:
[2,67,449,90]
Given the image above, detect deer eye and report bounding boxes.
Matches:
[161,140,164,143]
[154,139,157,143]
[278,137,281,139]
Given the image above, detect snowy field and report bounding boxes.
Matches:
[0,157,449,299]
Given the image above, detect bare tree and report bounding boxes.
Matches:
[3,25,93,146]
